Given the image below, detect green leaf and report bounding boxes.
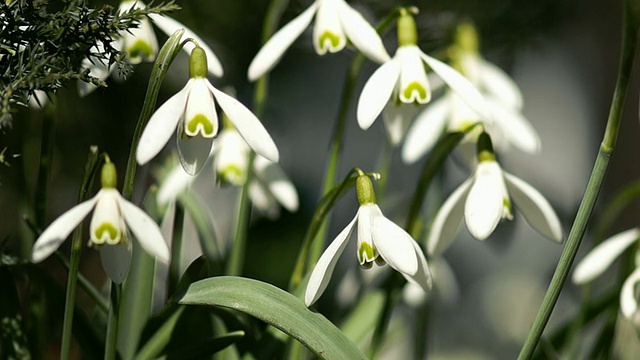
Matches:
[177,276,368,359]
[341,291,385,346]
[161,331,245,360]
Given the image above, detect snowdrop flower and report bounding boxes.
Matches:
[79,0,223,96]
[402,23,539,164]
[428,133,562,256]
[247,0,390,81]
[573,228,640,324]
[305,170,432,307]
[31,158,169,283]
[137,46,278,175]
[357,10,489,143]
[157,125,298,218]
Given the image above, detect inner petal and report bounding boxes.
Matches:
[184,79,218,138]
[313,0,346,55]
[90,190,123,246]
[186,114,215,137]
[397,46,431,104]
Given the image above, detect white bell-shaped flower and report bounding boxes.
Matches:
[137,47,278,175]
[31,160,170,283]
[428,133,563,256]
[305,172,432,307]
[247,0,390,81]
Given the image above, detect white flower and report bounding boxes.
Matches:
[247,0,389,81]
[428,152,563,256]
[137,47,278,175]
[79,0,223,96]
[31,179,170,283]
[305,174,432,307]
[401,92,540,164]
[157,127,298,218]
[573,228,640,322]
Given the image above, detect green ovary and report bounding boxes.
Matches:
[402,82,428,103]
[186,114,215,137]
[358,242,378,268]
[94,223,119,243]
[318,31,341,51]
[128,40,153,60]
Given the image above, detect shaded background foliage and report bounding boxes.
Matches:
[2,0,639,358]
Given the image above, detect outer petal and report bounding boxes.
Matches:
[305,213,357,307]
[572,228,640,284]
[157,164,196,205]
[137,80,192,165]
[401,240,433,292]
[254,156,299,212]
[487,97,540,153]
[464,163,505,241]
[313,0,346,55]
[249,180,280,219]
[401,97,449,164]
[356,58,401,130]
[247,3,318,81]
[118,197,170,263]
[31,196,98,262]
[428,179,472,256]
[148,13,224,77]
[478,58,523,109]
[210,85,279,162]
[370,205,419,276]
[382,102,421,146]
[421,52,491,121]
[621,267,640,319]
[100,243,132,284]
[336,0,389,63]
[504,173,563,242]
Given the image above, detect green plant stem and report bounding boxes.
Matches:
[34,100,56,230]
[226,151,255,276]
[60,147,100,359]
[518,3,640,357]
[105,282,121,360]
[168,203,185,295]
[54,252,109,313]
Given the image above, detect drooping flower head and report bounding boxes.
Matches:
[247,0,390,81]
[79,0,223,96]
[31,157,170,283]
[428,133,563,256]
[357,9,490,145]
[305,170,432,307]
[137,46,279,175]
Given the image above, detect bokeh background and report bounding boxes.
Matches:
[2,0,640,358]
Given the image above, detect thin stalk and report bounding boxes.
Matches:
[105,282,121,360]
[226,152,255,276]
[60,147,100,359]
[518,3,640,357]
[168,203,185,295]
[54,252,109,313]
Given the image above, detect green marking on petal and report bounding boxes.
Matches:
[318,31,341,51]
[221,165,244,185]
[402,82,428,103]
[94,222,119,243]
[186,114,215,137]
[358,242,378,267]
[503,197,513,219]
[128,40,154,61]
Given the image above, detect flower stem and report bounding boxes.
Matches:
[518,2,640,357]
[226,152,255,276]
[105,282,122,360]
[60,147,101,359]
[168,202,185,295]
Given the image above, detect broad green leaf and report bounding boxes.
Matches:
[177,276,367,359]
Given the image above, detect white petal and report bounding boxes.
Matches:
[121,17,158,64]
[313,0,346,55]
[400,240,432,292]
[215,129,250,185]
[572,228,640,284]
[464,163,505,240]
[305,213,357,307]
[118,197,170,263]
[357,58,401,130]
[381,103,421,146]
[210,85,279,162]
[504,173,563,242]
[100,243,132,284]
[487,97,540,153]
[157,164,196,205]
[369,205,418,276]
[401,97,449,164]
[421,52,491,121]
[621,267,640,319]
[249,180,280,219]
[31,197,98,263]
[397,46,430,104]
[428,179,472,256]
[184,78,218,138]
[148,13,224,77]
[90,189,124,245]
[254,156,299,212]
[176,124,213,176]
[247,3,318,81]
[137,80,192,165]
[478,58,523,109]
[336,0,389,63]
